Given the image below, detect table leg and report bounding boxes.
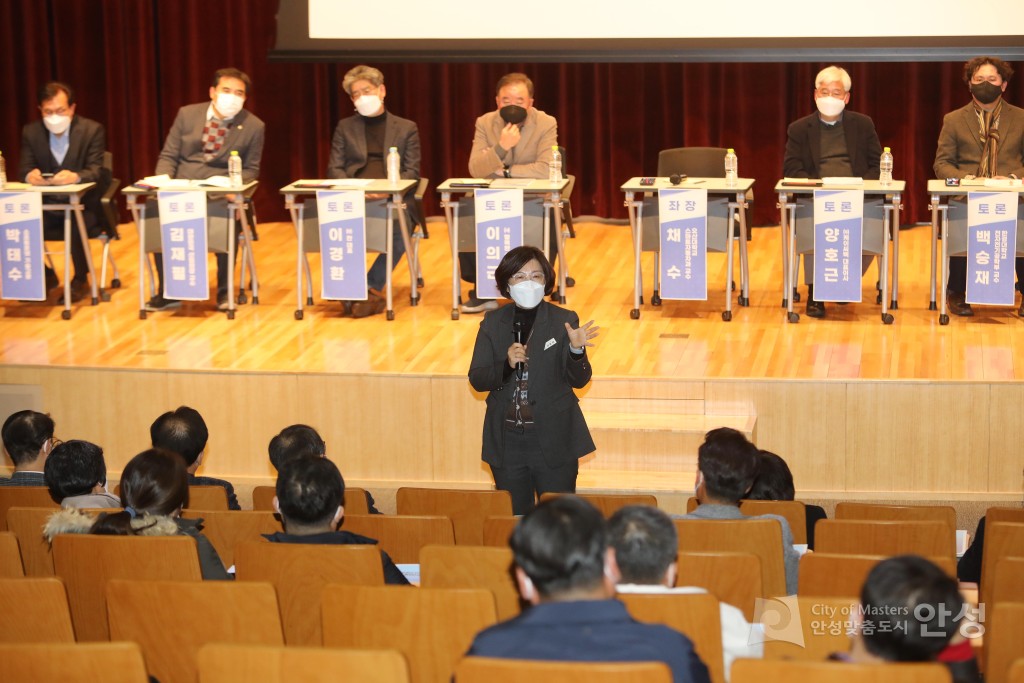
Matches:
[132,199,148,319]
[384,196,395,320]
[940,206,950,324]
[890,193,901,309]
[71,199,100,305]
[929,193,939,311]
[880,202,893,324]
[628,192,642,319]
[738,192,750,306]
[723,199,736,322]
[395,193,417,308]
[554,192,566,304]
[444,191,460,320]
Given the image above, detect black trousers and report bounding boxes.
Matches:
[947,256,1024,295]
[489,427,578,516]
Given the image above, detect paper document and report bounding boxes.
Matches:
[490,178,535,188]
[137,174,190,189]
[196,176,234,188]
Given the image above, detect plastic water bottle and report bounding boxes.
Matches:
[0,150,7,188]
[724,148,738,187]
[880,147,893,186]
[387,147,401,185]
[228,150,242,187]
[549,146,562,183]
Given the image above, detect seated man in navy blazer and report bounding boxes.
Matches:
[326,65,421,318]
[146,67,265,312]
[18,82,109,303]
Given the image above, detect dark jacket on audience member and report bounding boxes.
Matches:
[42,507,231,580]
[0,471,46,486]
[188,473,241,510]
[957,516,985,584]
[262,530,410,585]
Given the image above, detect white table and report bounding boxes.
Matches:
[620,176,753,321]
[775,179,904,324]
[437,178,569,320]
[123,181,258,320]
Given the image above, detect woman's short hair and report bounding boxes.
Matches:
[494,245,556,298]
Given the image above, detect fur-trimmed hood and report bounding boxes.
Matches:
[43,508,181,543]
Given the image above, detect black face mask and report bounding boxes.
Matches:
[499,105,527,125]
[971,81,1003,105]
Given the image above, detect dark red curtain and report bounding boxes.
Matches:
[2,0,1020,226]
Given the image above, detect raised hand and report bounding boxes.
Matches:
[565,319,599,350]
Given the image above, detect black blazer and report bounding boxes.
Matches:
[783,110,882,180]
[327,112,420,180]
[469,301,595,468]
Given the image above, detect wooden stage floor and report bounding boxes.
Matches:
[3,217,1024,382]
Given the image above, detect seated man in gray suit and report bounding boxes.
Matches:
[146,67,265,312]
[460,73,558,314]
[326,65,420,318]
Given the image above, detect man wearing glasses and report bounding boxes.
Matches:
[934,56,1024,317]
[1,410,56,486]
[783,65,883,319]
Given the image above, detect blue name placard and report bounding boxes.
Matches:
[475,188,523,299]
[966,191,1017,306]
[658,188,707,300]
[317,190,367,301]
[0,192,45,301]
[158,190,209,300]
[813,189,863,302]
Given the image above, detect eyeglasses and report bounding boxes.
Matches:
[350,85,379,100]
[40,106,70,117]
[510,271,546,284]
[816,88,846,98]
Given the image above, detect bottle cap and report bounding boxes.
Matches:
[230,150,239,156]
[390,146,398,151]
[883,147,891,153]
[727,148,735,154]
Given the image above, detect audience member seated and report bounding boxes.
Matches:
[1,410,56,486]
[609,504,762,677]
[151,406,240,510]
[43,439,120,508]
[464,495,711,683]
[747,449,827,550]
[676,428,799,595]
[831,555,979,683]
[43,448,230,580]
[263,455,407,584]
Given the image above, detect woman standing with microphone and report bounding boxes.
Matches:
[469,246,599,515]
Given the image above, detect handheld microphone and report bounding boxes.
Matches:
[513,320,524,376]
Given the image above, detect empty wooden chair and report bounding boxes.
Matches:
[322,585,497,683]
[107,579,284,683]
[740,500,808,545]
[732,659,951,683]
[397,488,513,545]
[985,602,1024,683]
[835,503,956,536]
[539,492,659,518]
[0,642,149,683]
[1009,659,1024,683]
[0,531,23,576]
[992,557,1024,604]
[252,485,371,515]
[180,509,283,567]
[675,551,763,621]
[983,507,1024,525]
[618,591,725,683]
[981,523,1024,618]
[0,487,57,531]
[761,596,858,661]
[7,506,63,576]
[454,657,672,683]
[198,643,410,683]
[52,534,201,641]
[419,545,520,620]
[185,485,229,511]
[341,514,455,563]
[481,516,519,547]
[799,553,957,598]
[234,540,384,646]
[675,519,788,597]
[0,577,75,642]
[815,520,954,561]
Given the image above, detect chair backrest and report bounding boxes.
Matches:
[658,147,729,178]
[815,520,954,560]
[1010,659,1024,683]
[761,596,858,661]
[180,509,283,566]
[186,485,229,511]
[101,150,121,235]
[986,507,1024,525]
[454,657,672,683]
[107,579,284,683]
[981,522,1024,612]
[675,551,763,621]
[0,642,149,683]
[538,492,658,518]
[732,659,952,683]
[481,516,518,547]
[675,519,787,597]
[992,557,1024,604]
[322,584,497,683]
[986,602,1024,683]
[0,577,75,642]
[234,540,384,646]
[0,531,23,576]
[799,553,957,598]
[740,500,808,545]
[198,643,410,683]
[618,591,725,683]
[7,507,60,576]
[419,545,520,621]
[341,514,455,563]
[0,487,57,531]
[396,488,513,545]
[52,534,202,641]
[252,485,371,515]
[835,503,956,536]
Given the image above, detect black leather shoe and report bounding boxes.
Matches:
[805,298,826,318]
[947,291,973,317]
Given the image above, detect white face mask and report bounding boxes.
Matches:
[43,114,71,135]
[354,94,383,117]
[816,96,846,118]
[509,280,544,309]
[215,92,244,119]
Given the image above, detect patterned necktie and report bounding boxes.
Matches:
[201,118,227,161]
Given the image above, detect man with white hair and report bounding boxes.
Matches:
[783,65,883,319]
